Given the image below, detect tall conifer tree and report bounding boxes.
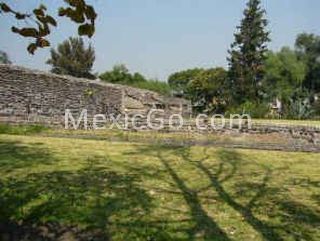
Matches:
[227,0,270,103]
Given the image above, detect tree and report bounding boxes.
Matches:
[227,0,270,103]
[100,65,171,96]
[0,1,97,54]
[131,79,171,96]
[295,33,320,94]
[263,47,306,102]
[262,47,309,118]
[168,68,203,96]
[0,50,11,64]
[46,37,96,79]
[187,68,228,113]
[100,64,138,84]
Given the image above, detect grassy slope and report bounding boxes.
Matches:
[0,134,319,240]
[252,119,320,128]
[0,124,295,148]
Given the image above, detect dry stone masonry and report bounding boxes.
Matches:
[0,64,191,126]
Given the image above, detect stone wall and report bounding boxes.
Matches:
[0,64,192,125]
[117,115,319,145]
[0,65,123,125]
[121,87,192,117]
[1,64,319,146]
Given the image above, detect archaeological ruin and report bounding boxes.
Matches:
[0,64,192,126]
[1,64,320,149]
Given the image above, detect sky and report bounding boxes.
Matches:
[1,0,320,81]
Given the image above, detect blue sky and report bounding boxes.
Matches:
[1,0,320,81]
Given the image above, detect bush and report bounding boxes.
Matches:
[313,100,320,118]
[100,65,171,96]
[131,79,171,96]
[226,101,270,118]
[284,98,314,120]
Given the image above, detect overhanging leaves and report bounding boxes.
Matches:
[1,0,97,54]
[59,0,97,38]
[78,24,95,37]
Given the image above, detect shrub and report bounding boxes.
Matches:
[131,79,171,96]
[100,65,171,96]
[226,101,270,118]
[284,98,314,120]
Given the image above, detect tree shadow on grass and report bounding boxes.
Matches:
[0,142,156,240]
[276,200,320,240]
[177,147,320,241]
[0,162,155,240]
[279,200,320,225]
[127,145,320,240]
[0,140,55,173]
[177,148,284,241]
[156,153,231,241]
[2,140,319,240]
[125,146,231,240]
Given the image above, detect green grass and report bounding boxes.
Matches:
[189,118,320,128]
[0,123,49,135]
[0,122,287,148]
[0,133,319,240]
[43,128,294,148]
[251,119,320,128]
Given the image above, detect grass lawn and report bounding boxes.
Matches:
[0,123,297,148]
[0,134,319,241]
[251,119,320,128]
[181,118,320,128]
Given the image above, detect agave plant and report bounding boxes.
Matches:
[288,97,314,119]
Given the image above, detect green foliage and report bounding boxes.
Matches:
[313,98,320,116]
[167,67,229,113]
[99,64,139,84]
[0,3,56,54]
[263,47,307,102]
[58,0,96,38]
[84,88,95,98]
[187,68,228,113]
[168,68,203,95]
[226,101,270,118]
[100,64,171,96]
[261,46,320,119]
[287,99,313,120]
[131,79,171,96]
[284,90,314,120]
[0,50,11,64]
[0,1,96,54]
[46,37,96,79]
[295,33,320,93]
[227,0,270,103]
